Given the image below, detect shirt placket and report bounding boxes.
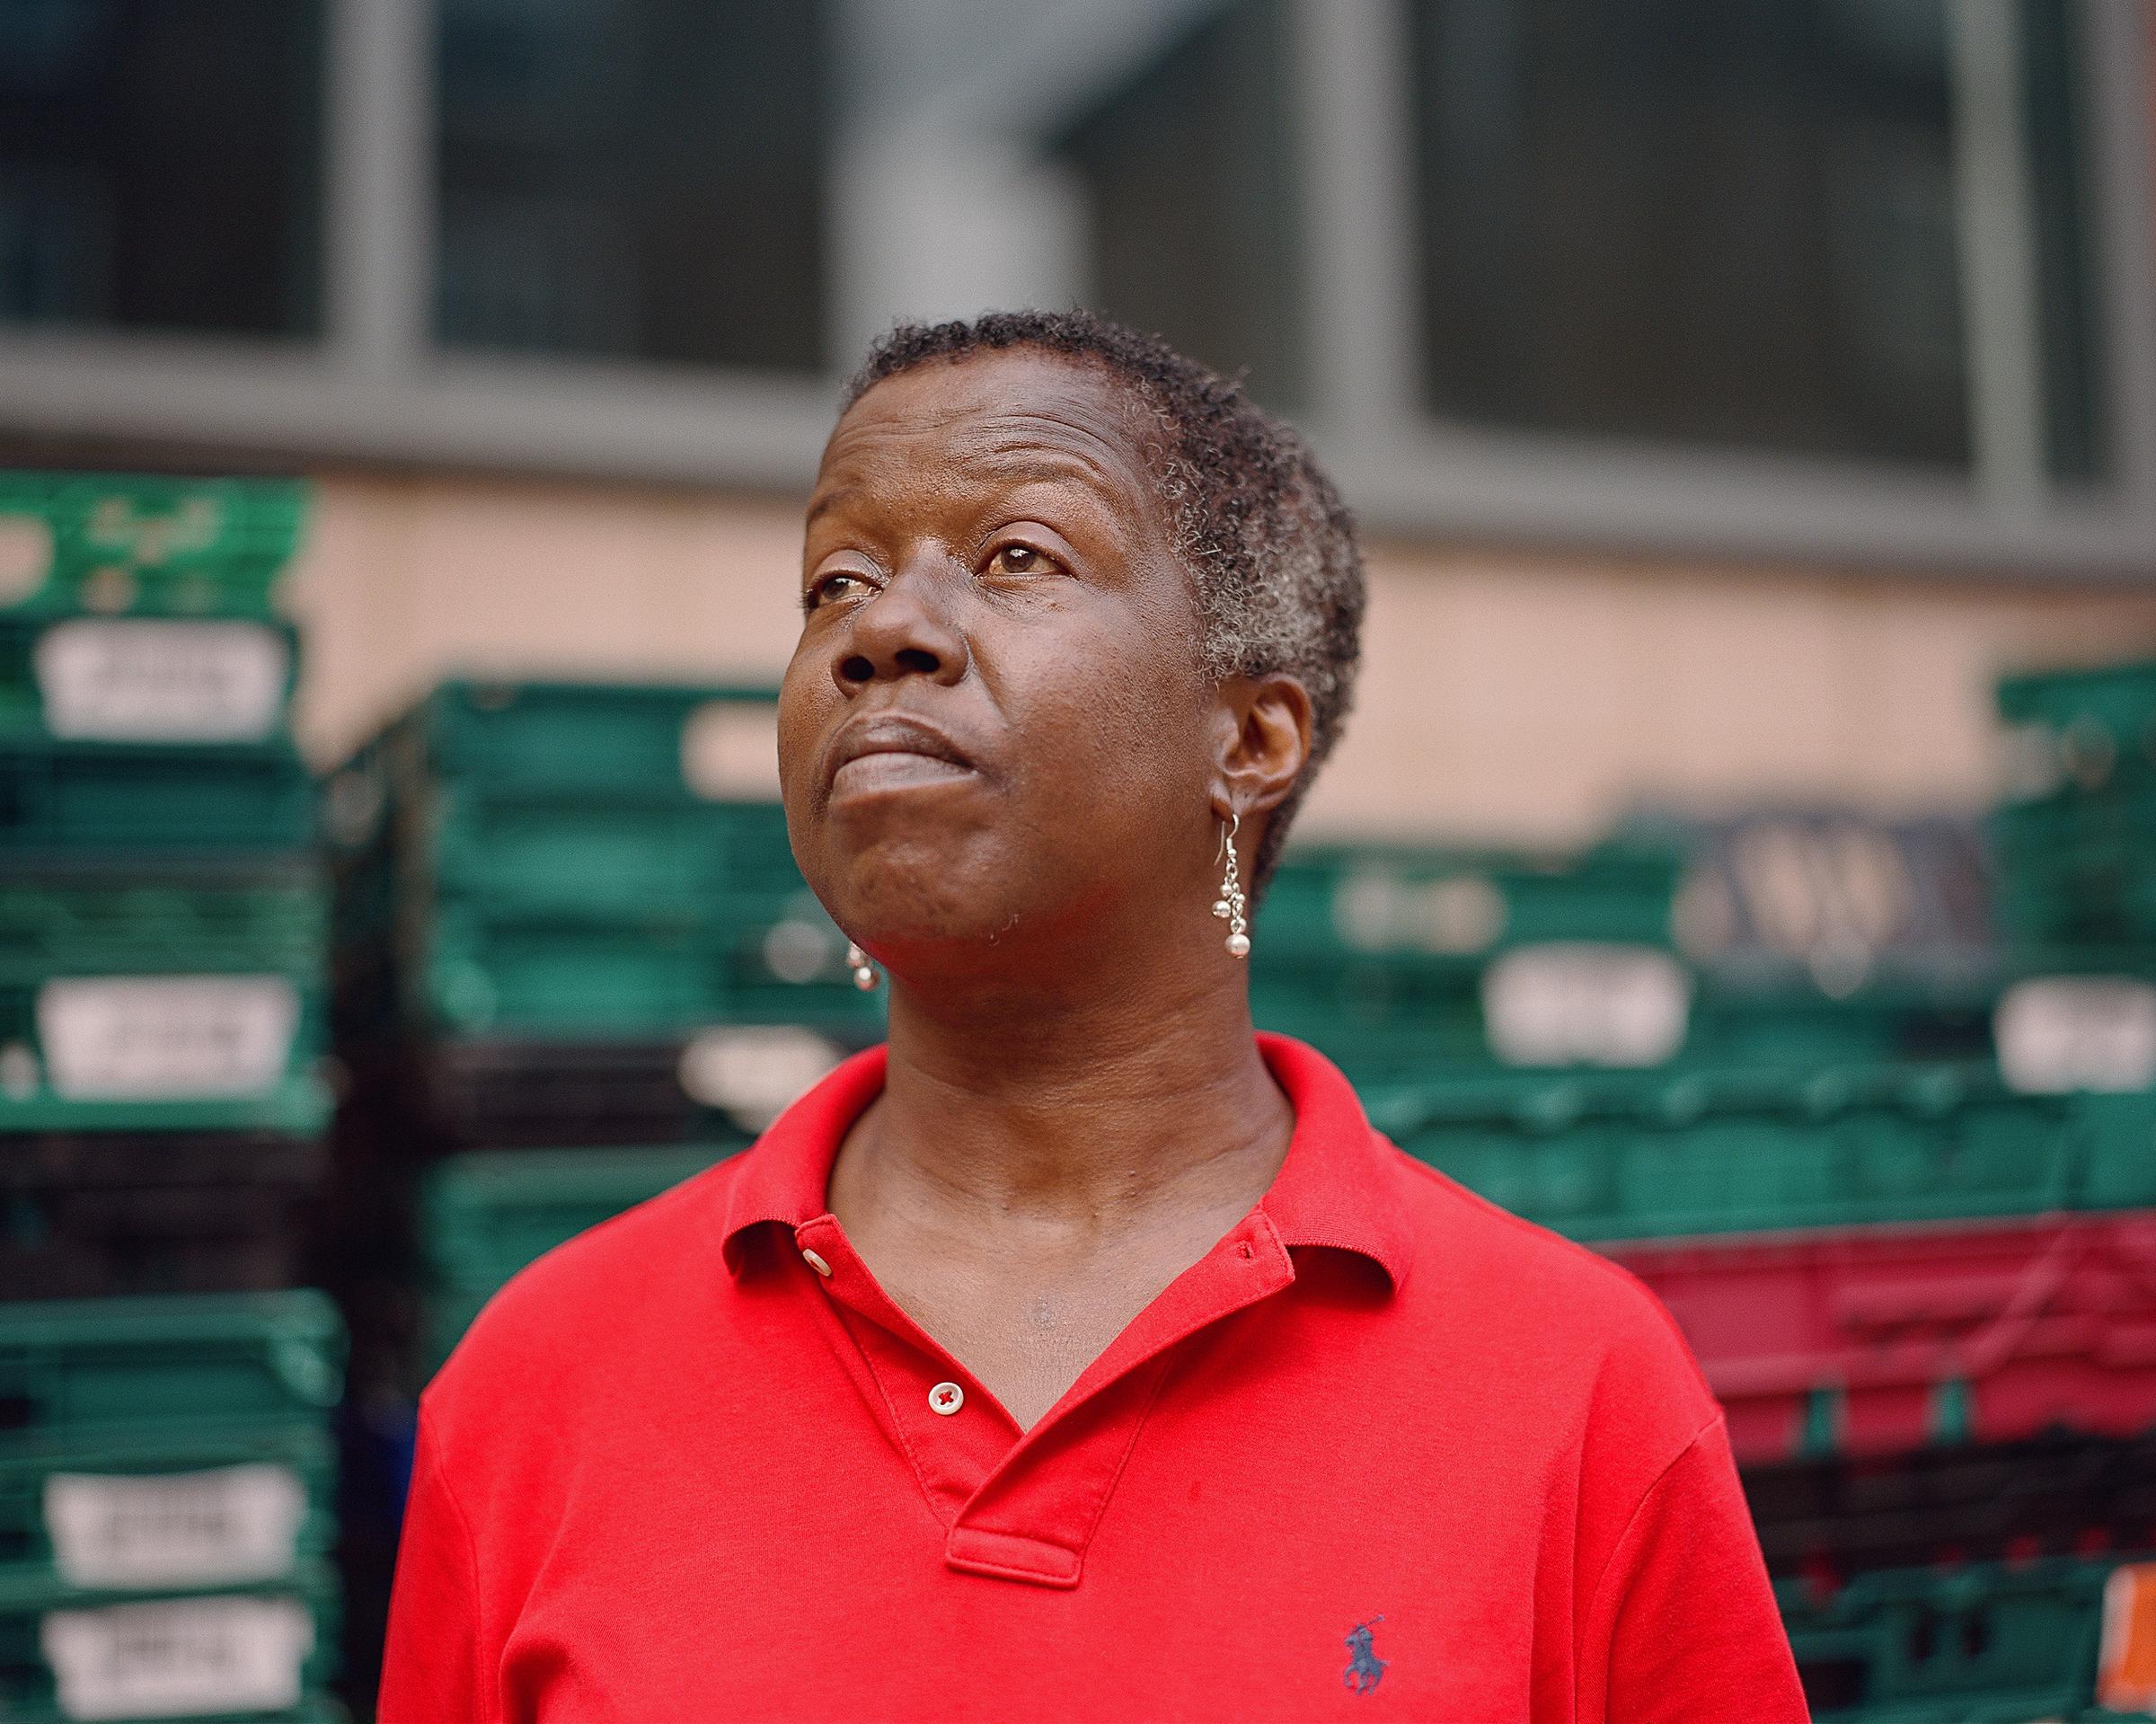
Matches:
[791,1214,1013,1524]
[786,1207,1299,1588]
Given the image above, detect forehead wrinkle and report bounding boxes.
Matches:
[814,448,1159,543]
[813,370,1172,548]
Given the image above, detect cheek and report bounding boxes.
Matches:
[774,636,834,803]
[997,610,1212,820]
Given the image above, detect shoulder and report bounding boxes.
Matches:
[420,1153,749,1433]
[1376,1135,1719,1420]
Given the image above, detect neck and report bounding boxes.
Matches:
[840,918,1291,1229]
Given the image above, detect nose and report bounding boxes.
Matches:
[834,553,969,693]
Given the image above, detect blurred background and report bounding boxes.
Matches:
[2,2,2156,1720]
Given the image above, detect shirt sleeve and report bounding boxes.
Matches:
[377,1413,488,1724]
[1584,1417,1810,1724]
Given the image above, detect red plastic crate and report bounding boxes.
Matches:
[1606,1213,2156,1464]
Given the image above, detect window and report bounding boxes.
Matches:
[1406,0,2105,480]
[0,0,2147,572]
[434,0,826,372]
[0,0,325,338]
[1056,0,1306,407]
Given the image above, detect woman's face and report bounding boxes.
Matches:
[779,348,1224,967]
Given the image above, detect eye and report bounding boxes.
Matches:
[804,568,875,611]
[987,543,1057,577]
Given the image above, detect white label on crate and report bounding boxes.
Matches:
[38,977,299,1100]
[40,1595,312,1721]
[1996,977,2156,1094]
[681,700,782,800]
[1482,942,1692,1068]
[36,620,289,742]
[1332,871,1507,956]
[679,1025,844,1131]
[45,1464,305,1590]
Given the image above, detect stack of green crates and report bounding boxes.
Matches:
[1990,660,2156,1107]
[1994,659,2156,952]
[0,474,330,1284]
[1668,810,2001,1072]
[0,1292,345,1721]
[329,678,882,1148]
[1250,829,1692,1085]
[0,474,344,1720]
[1778,1553,2148,1722]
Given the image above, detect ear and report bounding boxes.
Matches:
[1208,672,1313,825]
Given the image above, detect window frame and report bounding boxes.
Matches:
[0,0,2148,579]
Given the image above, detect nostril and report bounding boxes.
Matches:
[840,655,874,684]
[895,648,941,676]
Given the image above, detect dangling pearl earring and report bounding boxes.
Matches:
[845,941,879,991]
[1212,811,1250,959]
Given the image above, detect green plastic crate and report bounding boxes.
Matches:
[0,1294,344,1451]
[412,787,803,924]
[0,1080,333,1139]
[1250,958,1489,1083]
[384,678,782,803]
[1253,940,1703,1084]
[422,1145,737,1365]
[1248,834,1691,1083]
[0,616,299,746]
[1258,833,1683,966]
[0,1423,335,1595]
[1997,658,2156,786]
[424,1144,736,1290]
[399,897,881,1039]
[0,474,308,622]
[0,864,329,1129]
[0,863,327,983]
[0,1562,338,1722]
[1781,1554,2124,1721]
[1364,1062,2156,1242]
[0,739,316,857]
[1991,712,2156,946]
[1685,961,2001,1071]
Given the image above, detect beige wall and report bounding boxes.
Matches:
[286,473,2156,847]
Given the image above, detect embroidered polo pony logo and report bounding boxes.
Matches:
[1343,1617,1388,1694]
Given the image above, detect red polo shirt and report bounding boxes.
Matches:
[380,1036,1806,1721]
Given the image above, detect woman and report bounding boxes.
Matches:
[380,311,1807,1720]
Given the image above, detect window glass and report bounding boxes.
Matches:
[2020,0,2105,484]
[1054,0,1305,408]
[434,0,827,373]
[0,0,324,336]
[1407,0,2104,477]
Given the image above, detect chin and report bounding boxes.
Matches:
[809,824,1028,950]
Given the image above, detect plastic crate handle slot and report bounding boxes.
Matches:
[681,700,782,801]
[0,516,53,607]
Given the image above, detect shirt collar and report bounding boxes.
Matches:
[718,1032,1414,1290]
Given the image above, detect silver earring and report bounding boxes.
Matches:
[845,941,879,991]
[1212,812,1250,959]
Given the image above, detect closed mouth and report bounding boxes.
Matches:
[826,713,976,796]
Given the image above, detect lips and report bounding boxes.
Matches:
[826,712,976,797]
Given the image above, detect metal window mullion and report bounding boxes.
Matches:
[1947,0,2051,514]
[323,0,436,378]
[1287,0,1422,438]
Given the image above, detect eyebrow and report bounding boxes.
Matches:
[803,485,855,528]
